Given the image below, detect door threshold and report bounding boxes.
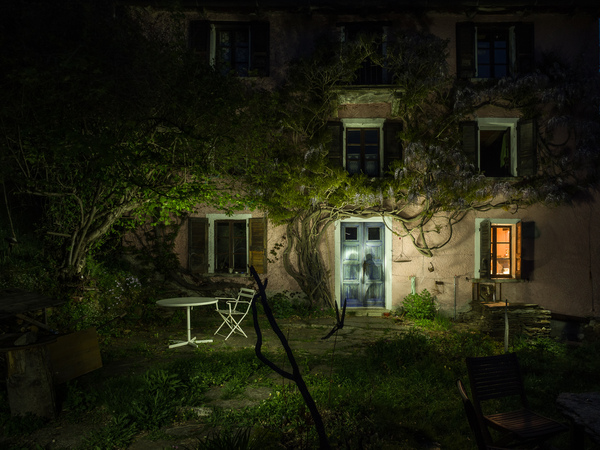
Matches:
[346,308,388,317]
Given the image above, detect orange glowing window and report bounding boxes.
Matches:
[490,225,511,277]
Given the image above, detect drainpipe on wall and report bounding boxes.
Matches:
[454,275,458,321]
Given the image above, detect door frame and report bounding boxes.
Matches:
[334,216,393,310]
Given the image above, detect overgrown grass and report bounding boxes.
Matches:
[2,323,600,449]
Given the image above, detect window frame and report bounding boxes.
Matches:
[212,23,250,77]
[341,118,385,177]
[189,20,270,77]
[475,24,513,79]
[461,118,537,177]
[478,118,518,177]
[456,22,534,80]
[338,22,393,85]
[474,218,522,280]
[214,219,247,273]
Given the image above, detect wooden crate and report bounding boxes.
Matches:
[48,328,103,384]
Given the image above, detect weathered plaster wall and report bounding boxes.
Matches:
[166,7,599,319]
[384,191,600,319]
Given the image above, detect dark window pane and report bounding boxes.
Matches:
[345,227,358,241]
[367,227,381,240]
[365,130,379,144]
[494,49,507,64]
[478,66,490,78]
[347,130,361,144]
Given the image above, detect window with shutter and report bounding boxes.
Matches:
[456,22,534,79]
[327,121,344,168]
[189,20,270,77]
[460,118,537,177]
[189,214,267,275]
[339,22,393,85]
[340,118,392,177]
[215,220,247,273]
[474,218,522,280]
[249,217,267,274]
[383,121,402,173]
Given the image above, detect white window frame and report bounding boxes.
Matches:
[477,118,518,176]
[474,218,521,279]
[207,213,252,274]
[341,118,385,176]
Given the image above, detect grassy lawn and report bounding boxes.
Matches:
[3,315,600,450]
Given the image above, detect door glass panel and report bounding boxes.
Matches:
[345,227,358,241]
[367,227,381,241]
[343,247,359,261]
[344,264,359,281]
[365,129,378,144]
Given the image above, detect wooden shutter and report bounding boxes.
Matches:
[189,21,211,64]
[515,23,534,75]
[479,219,491,279]
[327,121,344,168]
[383,121,402,174]
[461,121,479,169]
[456,22,476,79]
[517,119,537,176]
[189,218,208,273]
[250,21,270,77]
[249,217,267,274]
[514,220,522,279]
[520,221,536,280]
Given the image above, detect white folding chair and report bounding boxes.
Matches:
[214,288,256,340]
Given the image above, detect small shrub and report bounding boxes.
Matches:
[401,289,437,320]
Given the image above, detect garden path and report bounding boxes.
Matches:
[2,313,446,450]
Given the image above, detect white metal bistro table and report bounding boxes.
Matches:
[156,297,218,348]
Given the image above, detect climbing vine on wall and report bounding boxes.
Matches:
[250,31,600,308]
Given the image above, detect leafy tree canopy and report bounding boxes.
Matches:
[0,1,278,280]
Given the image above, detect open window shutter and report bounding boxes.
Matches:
[514,220,522,280]
[456,22,476,79]
[515,23,534,75]
[249,217,267,274]
[383,121,402,174]
[521,221,536,280]
[517,119,537,176]
[327,122,344,168]
[479,219,491,279]
[189,21,211,64]
[250,21,270,77]
[461,121,479,169]
[189,218,209,273]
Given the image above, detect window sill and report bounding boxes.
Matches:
[470,278,527,283]
[204,272,250,277]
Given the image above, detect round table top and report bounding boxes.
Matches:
[156,297,218,308]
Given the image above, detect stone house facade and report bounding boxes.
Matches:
[132,1,600,325]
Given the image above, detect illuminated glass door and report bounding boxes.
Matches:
[340,223,385,307]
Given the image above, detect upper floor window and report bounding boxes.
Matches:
[328,119,402,177]
[456,22,534,79]
[189,21,270,77]
[339,22,393,85]
[346,128,381,176]
[461,118,537,177]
